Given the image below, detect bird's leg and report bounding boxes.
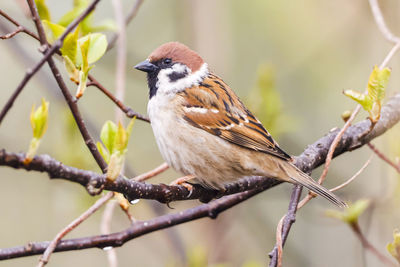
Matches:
[170,174,195,193]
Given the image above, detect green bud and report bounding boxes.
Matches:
[30,98,49,140]
[387,229,400,263]
[326,199,370,225]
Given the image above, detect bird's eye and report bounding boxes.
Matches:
[163,58,172,65]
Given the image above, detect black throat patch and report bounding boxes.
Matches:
[147,69,160,99]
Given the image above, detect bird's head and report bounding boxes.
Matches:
[134,42,208,98]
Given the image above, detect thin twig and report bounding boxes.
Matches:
[133,162,169,182]
[25,1,109,265]
[0,9,149,123]
[87,76,150,122]
[101,1,129,263]
[0,185,271,260]
[330,155,373,192]
[0,9,38,40]
[379,42,400,69]
[368,143,400,173]
[297,155,373,209]
[37,192,114,267]
[275,216,285,267]
[101,197,119,267]
[351,222,396,267]
[0,25,23,39]
[0,0,102,125]
[2,92,400,260]
[26,0,108,172]
[112,0,127,123]
[368,0,400,44]
[319,105,361,183]
[107,0,145,51]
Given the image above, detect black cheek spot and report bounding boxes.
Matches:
[168,70,188,82]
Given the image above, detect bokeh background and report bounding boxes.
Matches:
[1,0,400,266]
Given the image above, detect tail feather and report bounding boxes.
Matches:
[284,163,347,208]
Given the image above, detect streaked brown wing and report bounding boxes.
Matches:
[179,74,291,161]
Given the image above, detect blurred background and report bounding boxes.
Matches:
[1,0,400,266]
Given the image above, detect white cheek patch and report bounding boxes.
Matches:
[156,63,209,96]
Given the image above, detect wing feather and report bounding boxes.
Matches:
[179,74,291,161]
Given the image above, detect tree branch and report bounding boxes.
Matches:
[1,92,400,260]
[0,0,102,125]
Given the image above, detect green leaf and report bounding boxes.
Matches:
[100,121,118,155]
[74,0,88,7]
[115,122,128,153]
[30,98,49,139]
[24,137,41,165]
[75,36,92,98]
[58,1,87,27]
[75,33,108,67]
[387,229,400,264]
[106,152,124,181]
[96,141,110,163]
[35,0,51,21]
[126,117,136,140]
[368,66,390,104]
[343,90,372,111]
[42,20,65,44]
[89,19,117,32]
[63,55,80,83]
[326,199,370,224]
[60,25,80,63]
[344,66,391,124]
[75,67,92,98]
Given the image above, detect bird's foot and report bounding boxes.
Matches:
[170,175,195,196]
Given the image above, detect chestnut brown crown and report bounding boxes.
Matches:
[148,42,204,72]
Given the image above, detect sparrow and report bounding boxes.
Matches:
[134,42,346,207]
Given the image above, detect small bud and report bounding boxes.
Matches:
[106,152,124,182]
[387,229,400,264]
[30,98,49,139]
[326,199,370,225]
[24,98,49,164]
[341,110,352,122]
[115,193,130,211]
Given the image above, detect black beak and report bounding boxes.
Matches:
[134,60,159,73]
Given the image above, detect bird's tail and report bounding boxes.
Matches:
[282,162,347,208]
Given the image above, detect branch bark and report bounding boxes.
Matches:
[1,92,400,260]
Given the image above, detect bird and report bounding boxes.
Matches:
[134,41,347,207]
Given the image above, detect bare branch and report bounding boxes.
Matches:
[37,192,113,267]
[330,155,373,192]
[368,0,400,44]
[87,76,150,122]
[351,222,396,267]
[133,162,169,182]
[0,9,38,40]
[0,185,271,261]
[0,0,102,125]
[1,92,400,260]
[25,0,108,172]
[112,0,127,123]
[107,0,145,51]
[0,25,23,39]
[367,142,400,173]
[0,8,149,123]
